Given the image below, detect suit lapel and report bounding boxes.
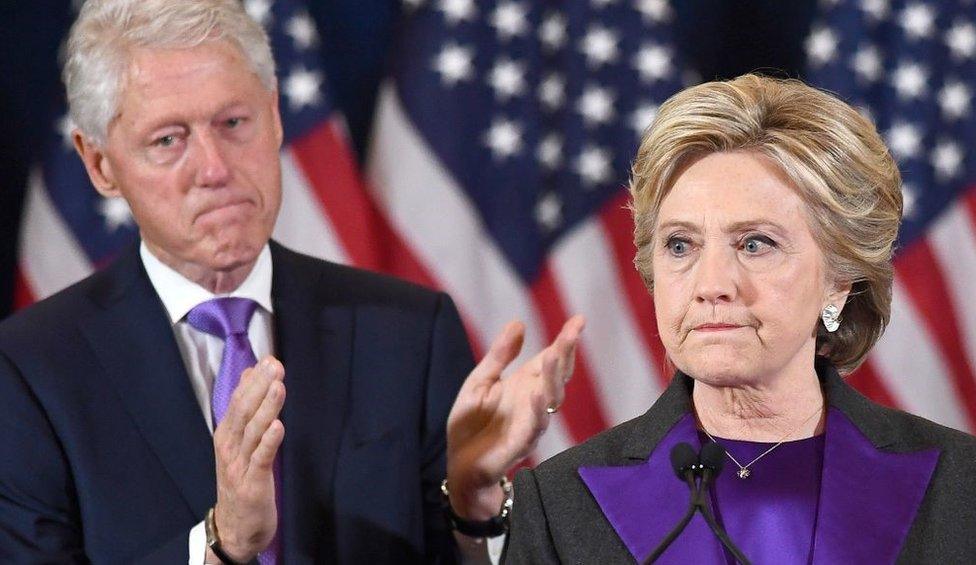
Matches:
[80,247,215,518]
[579,414,725,562]
[271,245,353,563]
[813,374,940,563]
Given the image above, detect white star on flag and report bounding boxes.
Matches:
[243,0,273,27]
[285,12,319,51]
[851,45,883,82]
[575,145,612,186]
[901,183,918,217]
[537,134,563,170]
[98,197,134,232]
[634,0,673,23]
[535,191,563,231]
[806,27,839,66]
[580,26,620,67]
[938,81,971,120]
[491,2,529,41]
[539,13,567,52]
[57,115,76,150]
[284,67,323,110]
[945,21,976,60]
[539,73,566,111]
[439,0,477,25]
[488,58,526,100]
[891,61,928,100]
[433,43,475,86]
[633,43,672,82]
[859,0,890,22]
[899,3,936,40]
[630,102,658,137]
[577,85,616,127]
[484,118,523,160]
[931,141,964,181]
[886,121,923,160]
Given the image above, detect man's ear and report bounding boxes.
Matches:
[270,88,283,149]
[73,130,121,198]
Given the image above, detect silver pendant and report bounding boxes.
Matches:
[737,468,751,479]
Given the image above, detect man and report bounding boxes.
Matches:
[0,1,582,563]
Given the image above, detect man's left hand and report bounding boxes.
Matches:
[445,315,585,520]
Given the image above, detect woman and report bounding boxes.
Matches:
[503,74,976,563]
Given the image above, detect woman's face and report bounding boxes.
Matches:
[651,150,846,388]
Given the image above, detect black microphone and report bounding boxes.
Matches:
[642,442,752,564]
[642,443,700,564]
[695,443,751,564]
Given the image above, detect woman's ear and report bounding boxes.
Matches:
[827,279,853,312]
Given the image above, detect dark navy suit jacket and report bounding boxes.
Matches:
[0,241,474,564]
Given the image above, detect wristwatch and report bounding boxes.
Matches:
[205,507,245,565]
[440,477,514,538]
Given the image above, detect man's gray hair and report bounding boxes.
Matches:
[64,0,276,145]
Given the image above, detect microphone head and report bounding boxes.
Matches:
[669,442,699,480]
[699,441,726,476]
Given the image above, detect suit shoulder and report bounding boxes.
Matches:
[0,272,105,347]
[878,403,976,456]
[532,413,648,481]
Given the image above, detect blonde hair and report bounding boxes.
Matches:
[629,74,903,373]
[63,0,276,145]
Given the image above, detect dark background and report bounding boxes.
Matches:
[0,0,816,320]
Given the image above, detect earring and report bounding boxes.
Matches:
[821,304,840,333]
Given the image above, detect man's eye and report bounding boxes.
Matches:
[226,117,244,128]
[155,135,176,147]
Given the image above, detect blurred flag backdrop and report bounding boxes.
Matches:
[16,0,976,463]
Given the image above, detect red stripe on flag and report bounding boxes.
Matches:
[289,120,434,286]
[599,192,671,387]
[964,185,976,232]
[531,264,609,443]
[895,239,976,431]
[288,120,486,358]
[846,359,898,408]
[13,267,36,311]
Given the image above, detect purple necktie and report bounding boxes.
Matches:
[187,297,280,564]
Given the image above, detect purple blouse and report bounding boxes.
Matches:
[700,433,825,564]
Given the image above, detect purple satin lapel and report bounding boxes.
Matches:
[578,414,726,563]
[812,408,939,563]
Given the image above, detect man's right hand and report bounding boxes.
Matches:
[211,356,285,563]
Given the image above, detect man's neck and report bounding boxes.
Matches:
[143,241,257,294]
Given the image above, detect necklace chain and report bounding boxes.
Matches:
[701,404,824,479]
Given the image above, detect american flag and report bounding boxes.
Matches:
[366,0,690,461]
[804,0,976,434]
[17,0,384,302]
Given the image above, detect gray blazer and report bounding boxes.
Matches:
[504,362,976,564]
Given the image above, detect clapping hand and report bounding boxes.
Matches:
[446,316,585,520]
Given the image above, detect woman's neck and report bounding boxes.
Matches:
[692,367,826,442]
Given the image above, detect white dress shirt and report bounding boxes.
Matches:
[139,243,501,564]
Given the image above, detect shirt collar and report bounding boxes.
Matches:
[140,242,274,324]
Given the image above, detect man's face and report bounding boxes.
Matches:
[78,40,283,278]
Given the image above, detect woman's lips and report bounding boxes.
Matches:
[693,323,744,332]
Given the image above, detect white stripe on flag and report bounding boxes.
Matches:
[367,82,574,459]
[871,278,969,431]
[929,201,976,377]
[19,170,93,300]
[550,219,661,426]
[273,149,350,265]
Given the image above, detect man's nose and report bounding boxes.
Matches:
[694,244,738,304]
[192,129,231,187]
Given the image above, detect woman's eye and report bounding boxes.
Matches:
[741,235,775,254]
[226,117,242,128]
[665,238,691,256]
[155,135,176,147]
